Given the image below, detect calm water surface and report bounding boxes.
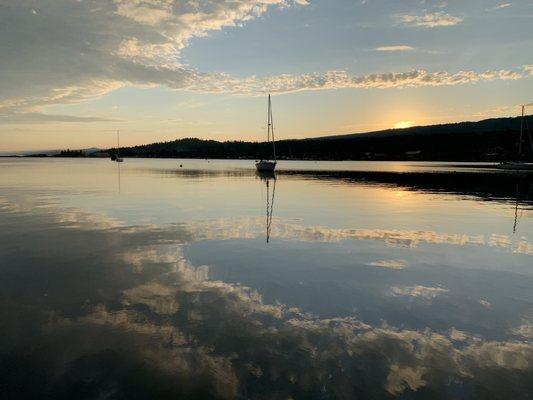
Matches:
[1,158,532,399]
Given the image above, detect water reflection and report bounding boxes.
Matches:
[514,181,533,234]
[257,172,276,243]
[117,162,121,194]
[0,212,531,399]
[282,170,533,208]
[0,159,532,399]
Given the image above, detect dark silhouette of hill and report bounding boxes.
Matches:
[111,115,533,161]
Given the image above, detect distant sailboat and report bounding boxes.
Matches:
[499,105,533,171]
[111,130,124,162]
[256,94,277,173]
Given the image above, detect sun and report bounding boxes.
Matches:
[393,121,414,129]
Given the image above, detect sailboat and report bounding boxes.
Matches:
[256,94,277,173]
[111,130,124,162]
[498,105,533,171]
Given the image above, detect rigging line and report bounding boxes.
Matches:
[117,130,120,158]
[270,95,276,161]
[523,113,533,152]
[519,105,524,158]
[267,94,270,146]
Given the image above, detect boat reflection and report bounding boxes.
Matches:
[257,171,276,243]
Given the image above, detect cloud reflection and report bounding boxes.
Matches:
[367,259,407,269]
[390,285,449,299]
[3,192,533,256]
[71,251,533,398]
[1,203,533,399]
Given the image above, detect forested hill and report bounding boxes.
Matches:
[114,115,533,161]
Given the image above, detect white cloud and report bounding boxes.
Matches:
[1,1,532,124]
[2,1,531,122]
[114,0,175,26]
[188,67,525,95]
[375,45,415,52]
[396,12,463,28]
[0,0,307,116]
[0,112,119,124]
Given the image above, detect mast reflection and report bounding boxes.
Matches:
[513,180,533,234]
[117,162,121,194]
[258,171,276,243]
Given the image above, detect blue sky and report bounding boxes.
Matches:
[0,0,532,151]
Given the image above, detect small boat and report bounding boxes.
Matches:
[256,94,277,173]
[112,130,124,162]
[498,105,532,171]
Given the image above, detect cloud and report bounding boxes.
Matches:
[0,112,120,124]
[395,12,463,28]
[0,0,307,115]
[185,67,526,95]
[1,1,531,121]
[375,45,415,52]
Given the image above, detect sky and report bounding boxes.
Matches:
[0,0,532,151]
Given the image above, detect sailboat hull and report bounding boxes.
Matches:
[256,161,276,172]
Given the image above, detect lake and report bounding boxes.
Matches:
[1,158,532,399]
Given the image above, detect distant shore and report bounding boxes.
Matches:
[4,114,532,162]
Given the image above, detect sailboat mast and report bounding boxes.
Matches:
[268,94,276,161]
[117,130,120,158]
[519,105,524,159]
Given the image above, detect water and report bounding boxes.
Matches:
[1,158,532,399]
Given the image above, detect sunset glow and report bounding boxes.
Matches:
[393,121,414,129]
